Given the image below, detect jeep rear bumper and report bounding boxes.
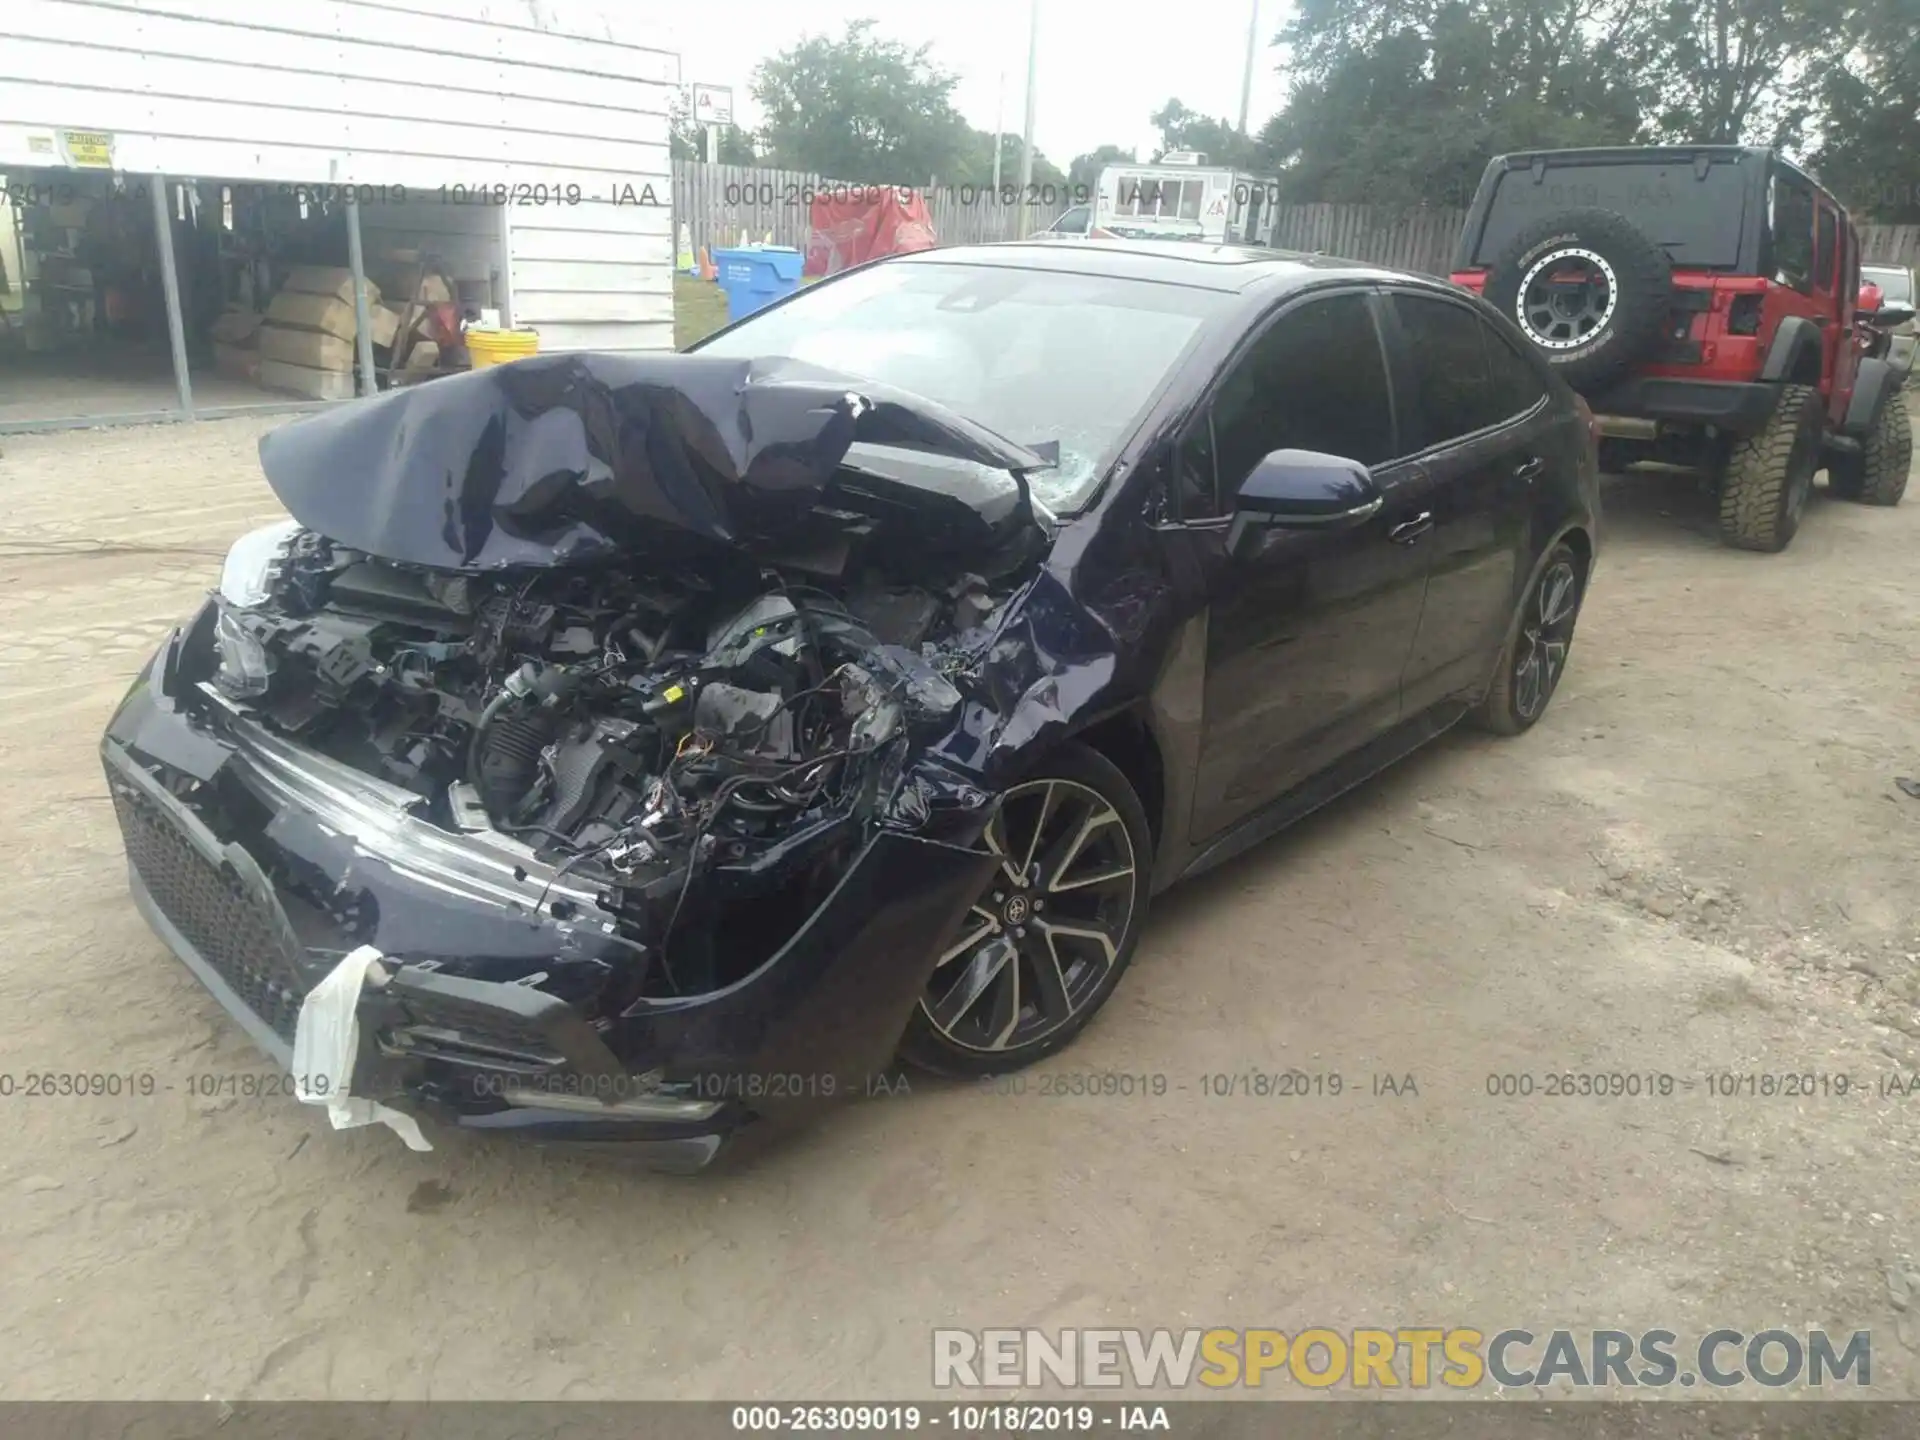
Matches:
[1588,378,1780,437]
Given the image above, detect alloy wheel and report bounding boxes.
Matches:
[1517,248,1618,350]
[920,777,1139,1054]
[1512,560,1580,722]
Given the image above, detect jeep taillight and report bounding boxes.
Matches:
[1728,294,1763,336]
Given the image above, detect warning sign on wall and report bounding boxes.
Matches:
[60,130,114,168]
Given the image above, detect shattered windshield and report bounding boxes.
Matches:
[694,260,1222,511]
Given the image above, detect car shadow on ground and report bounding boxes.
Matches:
[1596,467,1728,550]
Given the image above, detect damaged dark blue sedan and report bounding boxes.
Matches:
[103,240,1599,1169]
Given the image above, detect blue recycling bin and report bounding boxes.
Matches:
[712,245,805,322]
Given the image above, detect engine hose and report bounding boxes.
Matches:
[468,691,557,818]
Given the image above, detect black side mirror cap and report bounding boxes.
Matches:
[1873,302,1916,329]
[1228,450,1383,557]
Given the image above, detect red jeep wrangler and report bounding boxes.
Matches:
[1451,146,1916,552]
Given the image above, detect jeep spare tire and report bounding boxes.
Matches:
[1484,207,1672,395]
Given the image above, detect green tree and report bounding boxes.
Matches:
[1148,100,1263,169]
[1262,0,1645,208]
[1811,0,1920,220]
[668,89,757,165]
[749,19,971,183]
[945,130,1067,190]
[1633,0,1839,146]
[1068,144,1136,190]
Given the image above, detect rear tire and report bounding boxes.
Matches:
[1473,543,1585,737]
[1717,384,1820,552]
[1828,396,1912,506]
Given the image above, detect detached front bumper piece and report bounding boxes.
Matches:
[103,632,997,1171]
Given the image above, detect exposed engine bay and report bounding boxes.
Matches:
[202,526,1026,998]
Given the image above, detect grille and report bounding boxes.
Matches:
[111,783,308,1043]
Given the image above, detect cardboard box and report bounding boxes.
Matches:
[265,289,357,341]
[258,323,355,371]
[258,356,358,401]
[209,309,264,347]
[279,265,379,307]
[379,271,454,305]
[370,304,401,348]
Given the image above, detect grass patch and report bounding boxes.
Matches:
[673,271,820,351]
[673,273,732,350]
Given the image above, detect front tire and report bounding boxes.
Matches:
[1828,396,1912,506]
[1473,543,1585,737]
[1718,383,1820,552]
[899,743,1153,1077]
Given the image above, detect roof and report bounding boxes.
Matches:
[1490,144,1772,166]
[898,239,1398,293]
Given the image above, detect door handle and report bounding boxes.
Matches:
[1514,456,1545,483]
[1388,511,1434,545]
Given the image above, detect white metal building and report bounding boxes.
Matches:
[0,0,679,429]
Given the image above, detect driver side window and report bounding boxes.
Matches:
[1175,292,1395,518]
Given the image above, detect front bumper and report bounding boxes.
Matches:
[103,624,996,1170]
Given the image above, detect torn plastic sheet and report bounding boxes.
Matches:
[255,353,1049,572]
[292,945,434,1152]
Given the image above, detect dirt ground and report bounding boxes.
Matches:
[1,412,1917,1402]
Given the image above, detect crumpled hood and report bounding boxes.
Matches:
[256,352,1048,571]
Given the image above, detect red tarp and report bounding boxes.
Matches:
[804,188,937,277]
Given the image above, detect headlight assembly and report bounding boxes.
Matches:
[218,519,302,609]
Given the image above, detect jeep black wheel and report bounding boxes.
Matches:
[899,743,1153,1078]
[1718,384,1821,551]
[1483,208,1672,395]
[1472,543,1585,737]
[1828,397,1912,507]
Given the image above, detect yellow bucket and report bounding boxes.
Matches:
[467,327,540,369]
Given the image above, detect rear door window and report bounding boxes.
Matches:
[1770,176,1816,292]
[1389,293,1520,448]
[1814,204,1839,292]
[1484,327,1552,420]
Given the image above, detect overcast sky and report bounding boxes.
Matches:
[631,1,1294,165]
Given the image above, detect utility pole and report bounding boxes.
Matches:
[1017,0,1039,237]
[1238,0,1259,134]
[992,70,1006,194]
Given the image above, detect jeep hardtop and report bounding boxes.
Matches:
[1452,145,1914,552]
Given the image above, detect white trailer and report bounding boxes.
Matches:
[1102,152,1280,245]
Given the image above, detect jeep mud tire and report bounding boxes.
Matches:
[1827,394,1912,506]
[1484,208,1672,395]
[1718,383,1821,552]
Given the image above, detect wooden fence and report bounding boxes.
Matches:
[672,160,1920,276]
[671,160,1068,258]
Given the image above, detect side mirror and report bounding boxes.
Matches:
[1228,449,1382,556]
[1875,302,1916,330]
